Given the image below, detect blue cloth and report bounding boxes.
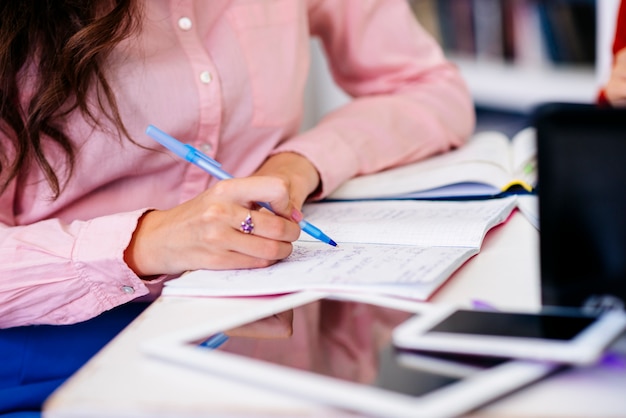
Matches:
[0,302,149,416]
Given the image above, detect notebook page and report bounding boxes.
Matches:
[163,197,517,299]
[326,131,513,200]
[298,196,517,248]
[164,244,477,298]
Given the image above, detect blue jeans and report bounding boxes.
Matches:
[0,302,149,417]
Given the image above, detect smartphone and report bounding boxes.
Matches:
[143,293,557,418]
[392,306,626,365]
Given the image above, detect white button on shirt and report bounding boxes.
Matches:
[199,71,212,84]
[121,286,135,294]
[178,17,192,31]
[199,143,213,154]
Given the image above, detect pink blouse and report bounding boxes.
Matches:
[0,0,474,327]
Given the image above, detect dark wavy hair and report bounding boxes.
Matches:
[0,0,142,198]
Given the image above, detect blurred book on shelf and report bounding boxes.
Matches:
[409,0,596,68]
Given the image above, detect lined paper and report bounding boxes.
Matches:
[164,196,517,301]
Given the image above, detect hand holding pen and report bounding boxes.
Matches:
[124,171,306,275]
[145,125,337,247]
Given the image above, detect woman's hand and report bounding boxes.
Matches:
[124,176,303,277]
[252,152,321,210]
[605,48,626,107]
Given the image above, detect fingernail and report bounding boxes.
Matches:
[291,208,303,222]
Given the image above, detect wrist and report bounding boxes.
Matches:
[124,210,162,278]
[257,152,321,201]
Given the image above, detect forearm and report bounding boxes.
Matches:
[275,74,475,198]
[283,0,475,197]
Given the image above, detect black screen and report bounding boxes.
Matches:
[426,309,596,340]
[195,299,507,398]
[535,103,626,311]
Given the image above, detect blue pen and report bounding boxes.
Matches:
[198,332,229,350]
[146,125,337,247]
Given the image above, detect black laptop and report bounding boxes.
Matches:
[535,103,626,312]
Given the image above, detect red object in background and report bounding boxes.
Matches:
[598,0,626,105]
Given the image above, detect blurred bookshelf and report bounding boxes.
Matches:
[408,0,604,114]
[303,0,618,136]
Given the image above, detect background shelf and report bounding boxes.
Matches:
[452,57,597,113]
[302,0,620,135]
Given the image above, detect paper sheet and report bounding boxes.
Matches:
[163,197,518,300]
[297,197,517,247]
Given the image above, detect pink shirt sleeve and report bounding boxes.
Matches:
[0,206,162,328]
[274,0,475,197]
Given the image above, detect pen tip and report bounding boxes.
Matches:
[329,239,338,247]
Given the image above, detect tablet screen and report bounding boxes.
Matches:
[193,299,507,398]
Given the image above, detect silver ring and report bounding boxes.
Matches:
[240,212,254,234]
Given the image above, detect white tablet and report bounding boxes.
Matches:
[143,293,557,418]
[393,305,626,365]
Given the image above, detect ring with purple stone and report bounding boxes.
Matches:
[240,212,254,234]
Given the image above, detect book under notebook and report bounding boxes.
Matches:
[326,128,537,201]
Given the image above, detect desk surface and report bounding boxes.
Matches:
[43,211,626,418]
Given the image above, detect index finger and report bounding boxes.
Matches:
[213,177,299,222]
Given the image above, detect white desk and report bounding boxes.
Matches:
[43,211,626,417]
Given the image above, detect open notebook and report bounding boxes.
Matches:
[326,128,536,200]
[163,196,518,301]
